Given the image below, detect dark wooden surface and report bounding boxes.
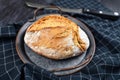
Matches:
[100,0,120,12]
[0,0,120,24]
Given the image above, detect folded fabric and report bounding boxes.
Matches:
[0,24,16,37]
[0,23,24,38]
[0,0,120,80]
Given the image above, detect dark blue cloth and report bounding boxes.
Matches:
[0,0,120,80]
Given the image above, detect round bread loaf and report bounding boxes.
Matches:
[24,14,90,60]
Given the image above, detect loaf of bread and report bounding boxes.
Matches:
[24,14,90,60]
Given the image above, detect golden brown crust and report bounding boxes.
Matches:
[24,14,88,60]
[27,14,77,32]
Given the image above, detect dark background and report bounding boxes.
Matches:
[0,0,120,24]
[100,0,120,12]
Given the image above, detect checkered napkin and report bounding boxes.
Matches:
[0,0,120,80]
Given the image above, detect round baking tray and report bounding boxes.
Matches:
[16,14,95,76]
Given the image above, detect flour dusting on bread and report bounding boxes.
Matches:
[24,14,90,60]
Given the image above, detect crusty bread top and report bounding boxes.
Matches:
[24,14,89,59]
[27,14,77,32]
[26,14,86,52]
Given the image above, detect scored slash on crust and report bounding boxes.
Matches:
[24,14,90,60]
